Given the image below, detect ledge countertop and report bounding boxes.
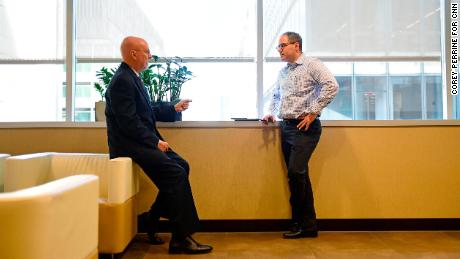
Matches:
[1,120,460,128]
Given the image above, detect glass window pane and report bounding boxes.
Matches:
[78,62,256,121]
[263,0,307,58]
[76,0,256,58]
[180,63,257,121]
[0,65,65,122]
[321,76,353,120]
[321,64,353,119]
[391,76,422,119]
[351,0,386,56]
[389,62,421,74]
[263,0,441,57]
[355,62,386,75]
[0,1,65,122]
[324,62,353,75]
[76,62,119,121]
[263,62,285,115]
[0,0,65,60]
[424,62,442,74]
[355,76,388,120]
[75,108,92,122]
[425,76,443,119]
[455,95,460,119]
[390,0,441,56]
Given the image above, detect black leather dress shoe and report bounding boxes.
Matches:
[169,236,213,254]
[148,232,165,245]
[283,224,318,239]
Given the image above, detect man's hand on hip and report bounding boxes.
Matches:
[297,114,317,131]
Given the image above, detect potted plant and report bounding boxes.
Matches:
[93,66,117,121]
[93,56,193,122]
[141,55,194,121]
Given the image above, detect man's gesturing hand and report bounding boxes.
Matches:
[174,99,192,112]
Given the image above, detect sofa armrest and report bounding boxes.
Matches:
[107,157,139,204]
[0,174,99,259]
[6,153,139,204]
[4,153,54,192]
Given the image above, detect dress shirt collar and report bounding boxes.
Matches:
[286,53,305,69]
[130,67,140,77]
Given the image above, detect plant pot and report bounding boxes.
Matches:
[95,101,106,121]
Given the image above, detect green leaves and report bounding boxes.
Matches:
[141,56,194,103]
[92,56,193,104]
[93,66,117,101]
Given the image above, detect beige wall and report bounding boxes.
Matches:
[0,125,459,219]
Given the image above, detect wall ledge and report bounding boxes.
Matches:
[0,120,460,129]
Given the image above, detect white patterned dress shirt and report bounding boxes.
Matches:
[269,54,339,119]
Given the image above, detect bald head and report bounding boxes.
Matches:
[120,36,152,72]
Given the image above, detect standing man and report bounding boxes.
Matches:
[263,32,338,239]
[105,36,212,254]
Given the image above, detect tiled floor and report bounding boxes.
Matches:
[118,231,460,258]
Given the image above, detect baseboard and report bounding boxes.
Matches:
[315,218,460,231]
[137,213,460,232]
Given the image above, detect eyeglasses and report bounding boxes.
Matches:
[276,42,296,50]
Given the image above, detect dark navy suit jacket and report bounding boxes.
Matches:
[105,62,176,158]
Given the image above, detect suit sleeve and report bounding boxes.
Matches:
[108,76,159,148]
[152,102,178,122]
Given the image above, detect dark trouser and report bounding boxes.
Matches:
[129,146,200,239]
[280,118,322,228]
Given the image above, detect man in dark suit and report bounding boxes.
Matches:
[105,36,212,254]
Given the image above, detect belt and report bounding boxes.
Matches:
[282,118,303,125]
[282,117,319,124]
[283,118,303,122]
[283,115,304,120]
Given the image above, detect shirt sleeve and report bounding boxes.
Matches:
[307,59,339,114]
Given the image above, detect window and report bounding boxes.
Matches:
[321,63,353,120]
[0,0,452,122]
[180,63,257,121]
[0,1,65,122]
[355,76,388,120]
[454,94,460,119]
[0,65,64,122]
[263,0,443,121]
[76,0,256,121]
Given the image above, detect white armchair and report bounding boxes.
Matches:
[4,152,139,255]
[0,154,10,192]
[0,174,99,259]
